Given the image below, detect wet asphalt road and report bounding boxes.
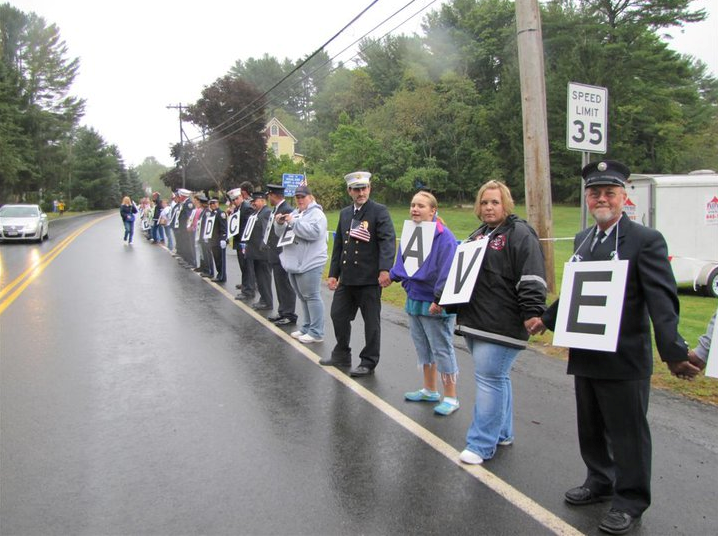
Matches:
[1,212,716,536]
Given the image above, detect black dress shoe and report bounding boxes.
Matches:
[349,365,374,377]
[235,294,254,301]
[564,486,613,506]
[273,317,296,326]
[192,267,203,272]
[599,509,640,535]
[318,358,351,367]
[200,273,213,278]
[268,314,283,322]
[235,284,242,290]
[251,302,272,311]
[210,278,225,283]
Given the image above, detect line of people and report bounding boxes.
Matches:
[120,164,711,536]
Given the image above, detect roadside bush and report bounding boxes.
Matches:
[305,171,347,211]
[69,195,88,212]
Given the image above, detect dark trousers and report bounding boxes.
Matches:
[199,241,213,276]
[252,259,272,306]
[330,284,382,369]
[236,247,255,296]
[271,261,296,320]
[177,228,193,265]
[211,244,226,281]
[574,376,652,517]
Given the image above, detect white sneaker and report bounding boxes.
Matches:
[459,449,484,465]
[290,331,304,339]
[298,333,324,344]
[498,438,514,446]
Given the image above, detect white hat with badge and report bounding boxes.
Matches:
[344,171,371,189]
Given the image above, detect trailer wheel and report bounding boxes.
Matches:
[704,267,718,298]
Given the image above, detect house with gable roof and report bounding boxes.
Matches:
[265,117,304,164]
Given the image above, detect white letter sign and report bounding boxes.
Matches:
[241,214,257,242]
[439,238,488,305]
[203,214,215,240]
[552,260,628,352]
[705,317,718,379]
[227,212,240,238]
[400,221,436,277]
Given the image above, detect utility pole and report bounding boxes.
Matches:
[166,103,186,188]
[515,0,555,293]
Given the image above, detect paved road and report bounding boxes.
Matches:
[1,212,716,535]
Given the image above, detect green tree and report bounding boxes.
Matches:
[70,127,120,209]
[180,75,267,191]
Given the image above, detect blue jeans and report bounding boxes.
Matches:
[288,266,324,338]
[408,314,458,375]
[152,222,165,242]
[164,225,175,250]
[123,220,134,242]
[465,337,520,460]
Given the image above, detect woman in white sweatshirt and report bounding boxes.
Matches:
[273,185,328,344]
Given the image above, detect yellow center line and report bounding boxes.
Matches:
[0,215,111,315]
[203,274,584,536]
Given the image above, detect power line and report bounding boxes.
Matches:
[187,0,439,151]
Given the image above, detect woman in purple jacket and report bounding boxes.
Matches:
[390,191,459,416]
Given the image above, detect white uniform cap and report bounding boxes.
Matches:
[344,171,372,189]
[177,188,192,197]
[227,188,242,200]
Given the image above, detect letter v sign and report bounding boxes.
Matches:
[439,238,489,305]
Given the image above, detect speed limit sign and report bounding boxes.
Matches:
[567,82,608,153]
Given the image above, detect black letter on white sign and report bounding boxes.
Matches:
[567,271,612,335]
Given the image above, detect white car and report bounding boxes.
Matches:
[0,204,50,242]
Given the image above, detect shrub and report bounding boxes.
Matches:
[70,195,89,212]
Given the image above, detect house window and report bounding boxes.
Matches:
[272,142,279,156]
[271,124,279,136]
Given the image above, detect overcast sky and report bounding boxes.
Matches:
[10,0,718,169]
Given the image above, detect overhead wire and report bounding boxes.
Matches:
[181,0,441,182]
[204,0,382,137]
[187,0,439,148]
[205,0,439,145]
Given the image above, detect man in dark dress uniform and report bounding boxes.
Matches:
[537,161,700,535]
[325,171,396,377]
[208,198,228,283]
[232,182,256,301]
[265,184,297,326]
[241,190,273,310]
[174,188,195,268]
[195,194,213,277]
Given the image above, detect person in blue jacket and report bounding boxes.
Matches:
[389,191,460,415]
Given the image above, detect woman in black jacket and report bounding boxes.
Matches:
[453,180,547,465]
[119,196,138,244]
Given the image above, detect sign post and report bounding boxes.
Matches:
[567,82,608,229]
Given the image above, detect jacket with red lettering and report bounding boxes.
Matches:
[450,214,547,348]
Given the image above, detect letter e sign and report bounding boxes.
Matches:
[553,260,628,352]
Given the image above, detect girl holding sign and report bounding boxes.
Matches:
[449,181,547,465]
[389,191,460,416]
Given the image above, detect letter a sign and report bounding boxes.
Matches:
[552,260,628,351]
[439,238,488,305]
[400,221,436,276]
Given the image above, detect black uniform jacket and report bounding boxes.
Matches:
[543,213,687,380]
[209,207,227,245]
[328,199,396,286]
[244,205,271,262]
[266,199,294,263]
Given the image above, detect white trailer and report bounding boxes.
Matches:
[624,171,718,297]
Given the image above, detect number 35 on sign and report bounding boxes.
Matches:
[567,82,608,154]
